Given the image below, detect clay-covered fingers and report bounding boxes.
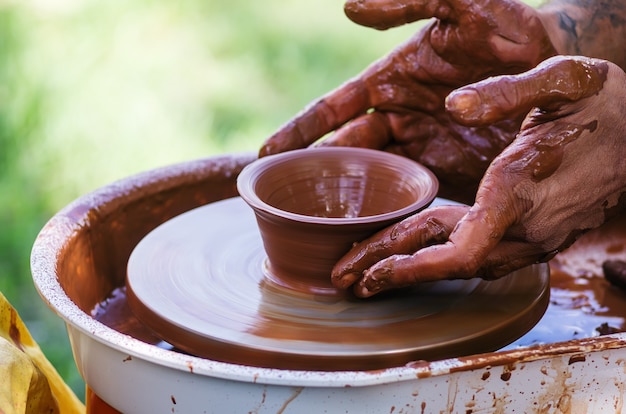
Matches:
[331,205,467,289]
[344,0,551,66]
[446,56,610,126]
[349,198,518,297]
[259,78,373,156]
[343,0,527,30]
[312,112,392,149]
[344,0,453,30]
[344,224,548,298]
[337,166,536,297]
[260,35,442,157]
[261,0,555,159]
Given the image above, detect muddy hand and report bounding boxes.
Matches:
[332,56,626,297]
[260,0,555,201]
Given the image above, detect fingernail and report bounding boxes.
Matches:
[446,89,482,119]
[332,272,359,289]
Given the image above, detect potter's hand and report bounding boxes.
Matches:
[332,56,626,297]
[260,0,556,201]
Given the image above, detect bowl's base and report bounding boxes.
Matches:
[261,259,344,297]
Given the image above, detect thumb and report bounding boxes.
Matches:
[445,56,610,126]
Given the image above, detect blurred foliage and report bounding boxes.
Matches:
[0,0,417,400]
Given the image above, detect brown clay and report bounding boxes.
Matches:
[236,147,438,293]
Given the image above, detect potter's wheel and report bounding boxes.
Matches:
[126,197,550,371]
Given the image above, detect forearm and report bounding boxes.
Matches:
[537,0,626,70]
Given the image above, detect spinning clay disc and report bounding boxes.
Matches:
[126,197,550,371]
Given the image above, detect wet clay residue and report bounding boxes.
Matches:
[91,287,167,348]
[529,120,598,182]
[502,214,626,350]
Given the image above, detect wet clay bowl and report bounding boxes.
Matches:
[236,147,438,294]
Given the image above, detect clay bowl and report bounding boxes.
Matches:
[236,147,439,294]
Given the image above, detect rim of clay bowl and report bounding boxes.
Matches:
[237,147,439,225]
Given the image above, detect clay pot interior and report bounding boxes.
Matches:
[237,147,439,294]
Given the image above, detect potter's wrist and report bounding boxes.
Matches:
[536,0,626,70]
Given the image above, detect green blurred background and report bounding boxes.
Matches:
[1,0,419,399]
